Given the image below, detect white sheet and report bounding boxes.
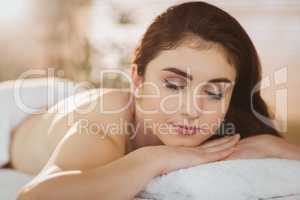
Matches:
[0,169,32,200]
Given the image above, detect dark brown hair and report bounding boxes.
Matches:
[132,1,280,139]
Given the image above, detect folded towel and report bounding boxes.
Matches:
[135,159,300,200]
[0,78,85,167]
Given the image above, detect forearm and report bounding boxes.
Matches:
[280,142,300,160]
[18,147,162,200]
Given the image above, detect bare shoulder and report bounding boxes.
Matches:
[76,88,135,142]
[46,88,135,171]
[74,87,135,152]
[92,87,134,119]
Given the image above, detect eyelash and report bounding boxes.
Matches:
[205,90,224,100]
[163,80,224,100]
[163,80,185,90]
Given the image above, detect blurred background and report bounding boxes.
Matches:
[0,0,299,144]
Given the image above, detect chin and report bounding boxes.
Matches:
[158,132,212,147]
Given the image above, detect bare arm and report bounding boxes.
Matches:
[17,114,162,200]
[18,147,160,200]
[221,134,300,161]
[278,138,300,160]
[17,121,239,200]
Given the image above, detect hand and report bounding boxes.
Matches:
[143,134,240,175]
[224,134,300,160]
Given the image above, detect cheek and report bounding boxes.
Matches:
[200,112,226,135]
[140,97,176,135]
[159,92,182,114]
[141,87,181,115]
[198,94,232,116]
[136,85,161,113]
[138,95,168,127]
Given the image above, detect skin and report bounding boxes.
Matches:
[131,45,236,149]
[15,44,300,200]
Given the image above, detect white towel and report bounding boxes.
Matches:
[0,78,86,167]
[135,159,300,200]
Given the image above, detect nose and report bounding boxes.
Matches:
[180,92,200,120]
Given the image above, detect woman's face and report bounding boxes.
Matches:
[133,44,236,147]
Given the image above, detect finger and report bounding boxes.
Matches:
[203,135,240,153]
[224,154,240,160]
[200,147,236,163]
[201,134,240,148]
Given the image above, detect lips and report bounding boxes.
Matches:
[171,123,200,135]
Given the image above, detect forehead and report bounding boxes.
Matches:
[146,46,236,82]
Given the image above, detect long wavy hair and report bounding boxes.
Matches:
[132,1,280,139]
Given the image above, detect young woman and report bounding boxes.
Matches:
[16,2,300,200]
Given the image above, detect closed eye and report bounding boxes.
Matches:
[163,79,186,91]
[205,90,224,100]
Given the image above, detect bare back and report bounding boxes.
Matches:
[11,88,135,174]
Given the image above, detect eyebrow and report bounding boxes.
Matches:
[162,67,232,83]
[162,67,193,80]
[208,78,232,83]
